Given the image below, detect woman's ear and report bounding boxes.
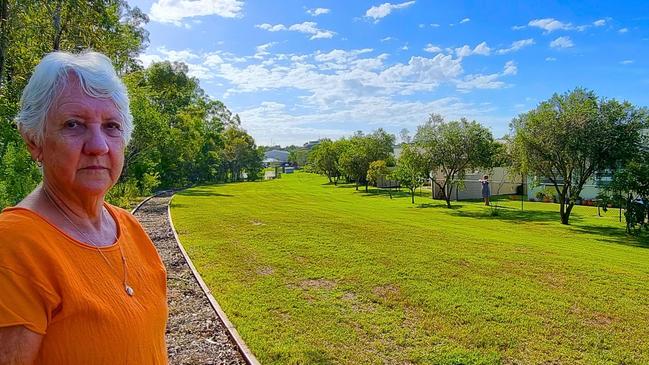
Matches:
[20,129,43,164]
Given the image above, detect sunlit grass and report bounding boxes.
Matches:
[171,172,649,364]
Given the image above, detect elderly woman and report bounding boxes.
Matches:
[0,52,168,364]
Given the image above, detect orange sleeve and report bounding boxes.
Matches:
[0,266,60,335]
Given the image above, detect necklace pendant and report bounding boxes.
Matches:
[125,285,134,296]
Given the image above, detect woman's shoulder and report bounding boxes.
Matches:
[0,208,60,272]
[0,207,52,238]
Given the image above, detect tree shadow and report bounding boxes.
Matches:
[416,202,463,210]
[176,188,234,198]
[569,225,649,248]
[449,205,567,223]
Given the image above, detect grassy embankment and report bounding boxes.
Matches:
[171,172,649,365]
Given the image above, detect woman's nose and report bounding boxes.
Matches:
[83,125,110,155]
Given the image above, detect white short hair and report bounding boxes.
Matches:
[15,51,133,145]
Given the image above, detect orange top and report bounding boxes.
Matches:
[0,204,168,364]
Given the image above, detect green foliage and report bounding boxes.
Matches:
[307,139,341,183]
[338,129,395,191]
[105,178,139,208]
[366,160,389,187]
[603,150,649,233]
[393,144,427,204]
[511,88,648,225]
[288,148,308,167]
[535,187,556,202]
[220,125,264,182]
[415,114,495,207]
[0,142,41,207]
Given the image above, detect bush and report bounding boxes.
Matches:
[106,179,139,209]
[139,172,160,196]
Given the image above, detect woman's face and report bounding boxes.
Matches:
[32,75,125,198]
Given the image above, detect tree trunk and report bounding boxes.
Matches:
[0,0,8,86]
[560,201,575,225]
[411,190,415,204]
[365,182,368,193]
[52,1,63,51]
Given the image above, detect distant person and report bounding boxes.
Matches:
[479,175,490,206]
[0,51,168,364]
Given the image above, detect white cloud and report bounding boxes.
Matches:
[503,60,517,75]
[380,37,394,42]
[459,18,471,24]
[455,41,491,58]
[401,44,409,50]
[430,23,440,27]
[550,36,574,48]
[307,7,330,16]
[158,47,200,62]
[149,0,243,26]
[140,45,519,145]
[257,21,335,40]
[512,25,526,30]
[418,23,425,28]
[496,38,535,54]
[365,1,416,22]
[473,42,491,55]
[593,19,606,27]
[314,48,373,63]
[204,53,224,66]
[545,57,557,61]
[138,54,164,68]
[620,60,634,65]
[528,18,571,32]
[254,42,277,59]
[456,61,516,91]
[256,23,287,32]
[423,43,442,53]
[619,28,629,33]
[456,73,504,91]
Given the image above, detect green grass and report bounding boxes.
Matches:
[171,172,649,365]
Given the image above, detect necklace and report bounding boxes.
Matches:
[42,187,134,297]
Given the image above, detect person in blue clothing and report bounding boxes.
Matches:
[479,175,490,206]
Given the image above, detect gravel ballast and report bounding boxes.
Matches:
[133,193,247,365]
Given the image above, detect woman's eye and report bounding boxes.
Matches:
[105,122,124,136]
[65,120,81,128]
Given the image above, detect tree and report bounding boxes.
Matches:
[511,88,648,224]
[603,149,649,233]
[338,129,395,192]
[288,148,309,168]
[415,114,495,208]
[366,159,395,198]
[307,139,341,184]
[394,144,427,204]
[221,125,263,182]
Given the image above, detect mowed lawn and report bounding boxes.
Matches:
[170,172,649,365]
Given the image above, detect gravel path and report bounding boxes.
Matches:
[133,193,247,365]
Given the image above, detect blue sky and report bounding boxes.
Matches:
[128,0,648,146]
